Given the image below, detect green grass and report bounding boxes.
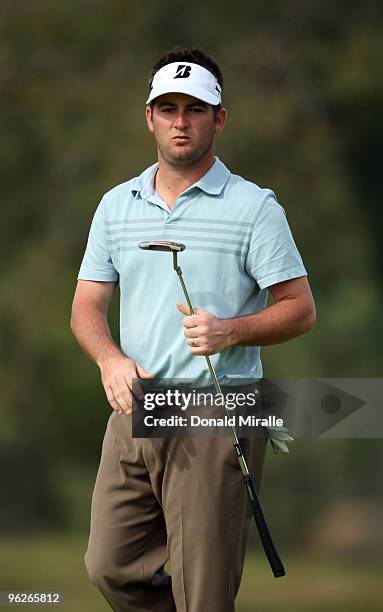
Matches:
[0,534,381,611]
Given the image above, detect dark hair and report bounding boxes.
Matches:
[148,46,223,112]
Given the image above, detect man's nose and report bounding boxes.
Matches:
[174,111,189,129]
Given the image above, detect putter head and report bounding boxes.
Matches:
[138,240,185,252]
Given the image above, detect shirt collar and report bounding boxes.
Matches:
[193,157,231,195]
[130,157,231,199]
[131,163,158,200]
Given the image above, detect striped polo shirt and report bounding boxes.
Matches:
[78,157,307,384]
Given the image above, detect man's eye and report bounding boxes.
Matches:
[161,107,174,113]
[190,107,204,112]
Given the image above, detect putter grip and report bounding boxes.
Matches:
[243,474,285,578]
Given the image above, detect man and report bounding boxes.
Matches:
[71,47,315,612]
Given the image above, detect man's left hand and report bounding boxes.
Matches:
[176,302,232,356]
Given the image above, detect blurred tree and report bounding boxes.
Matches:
[0,0,382,534]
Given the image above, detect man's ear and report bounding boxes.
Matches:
[146,105,154,133]
[214,107,227,134]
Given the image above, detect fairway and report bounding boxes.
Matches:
[0,534,381,611]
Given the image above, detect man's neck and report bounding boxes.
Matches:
[154,154,215,209]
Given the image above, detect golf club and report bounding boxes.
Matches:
[138,240,285,578]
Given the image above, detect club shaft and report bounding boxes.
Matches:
[174,260,285,578]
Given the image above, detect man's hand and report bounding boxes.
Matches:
[176,303,232,356]
[98,354,155,415]
[176,276,316,354]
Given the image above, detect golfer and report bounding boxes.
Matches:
[71,47,315,612]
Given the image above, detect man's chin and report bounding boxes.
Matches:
[165,147,204,166]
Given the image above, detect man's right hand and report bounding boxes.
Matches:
[98,354,155,415]
[70,280,155,414]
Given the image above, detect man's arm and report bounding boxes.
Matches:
[71,280,120,364]
[226,276,316,346]
[71,280,154,413]
[177,276,316,356]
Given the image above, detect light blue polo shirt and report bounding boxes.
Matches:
[78,157,307,385]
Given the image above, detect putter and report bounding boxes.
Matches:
[138,240,285,578]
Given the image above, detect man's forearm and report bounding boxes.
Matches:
[70,302,123,367]
[225,296,316,347]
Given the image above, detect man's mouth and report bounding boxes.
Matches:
[172,136,190,141]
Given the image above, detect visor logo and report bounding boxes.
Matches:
[174,65,192,79]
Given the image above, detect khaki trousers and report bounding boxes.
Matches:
[85,410,267,612]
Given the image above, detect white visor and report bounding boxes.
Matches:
[146,61,222,106]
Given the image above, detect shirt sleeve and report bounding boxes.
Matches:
[245,194,307,289]
[77,196,119,282]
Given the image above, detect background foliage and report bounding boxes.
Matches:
[1,1,382,609]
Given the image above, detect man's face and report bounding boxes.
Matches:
[146,93,226,168]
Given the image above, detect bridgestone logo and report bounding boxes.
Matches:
[174,64,192,79]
